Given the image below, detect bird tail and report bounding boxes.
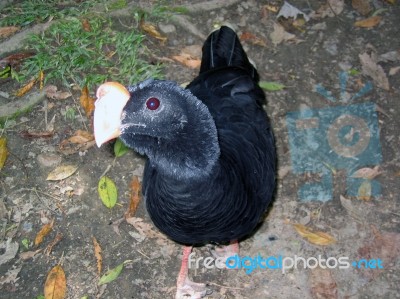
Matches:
[200,26,259,82]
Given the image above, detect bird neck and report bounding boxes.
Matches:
[149,92,220,181]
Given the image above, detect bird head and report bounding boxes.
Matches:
[94,79,220,179]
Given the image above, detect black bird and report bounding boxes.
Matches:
[94,26,276,299]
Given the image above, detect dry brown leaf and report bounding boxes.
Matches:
[140,21,167,43]
[0,26,20,38]
[0,51,35,67]
[172,53,201,69]
[46,165,78,181]
[354,16,382,28]
[45,85,71,100]
[16,77,37,97]
[352,166,381,180]
[0,137,7,171]
[79,85,95,117]
[20,130,54,139]
[293,223,336,245]
[240,32,268,47]
[81,19,91,32]
[263,4,279,13]
[270,23,300,45]
[67,130,94,144]
[359,52,390,90]
[125,176,142,218]
[92,236,102,275]
[126,217,166,240]
[351,0,372,15]
[39,71,44,90]
[44,232,63,256]
[310,0,344,18]
[309,268,338,299]
[34,219,54,247]
[20,249,42,260]
[44,264,66,299]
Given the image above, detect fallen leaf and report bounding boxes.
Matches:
[20,130,54,139]
[359,52,390,90]
[0,26,20,38]
[172,50,201,69]
[45,85,72,100]
[270,23,298,45]
[126,217,166,240]
[44,265,66,299]
[98,262,124,285]
[263,4,279,13]
[59,130,95,155]
[79,85,95,117]
[379,50,400,62]
[98,176,118,208]
[293,223,336,245]
[309,267,338,299]
[354,16,382,28]
[47,165,78,181]
[92,236,102,275]
[259,81,285,91]
[20,249,42,260]
[389,66,400,76]
[34,219,54,247]
[16,77,37,97]
[125,176,141,218]
[81,19,91,32]
[357,180,372,201]
[310,0,344,19]
[340,195,365,222]
[140,21,167,43]
[352,0,372,15]
[114,138,129,157]
[240,32,268,47]
[0,51,35,67]
[352,166,381,180]
[0,265,22,286]
[67,130,94,144]
[277,1,310,21]
[0,238,19,266]
[0,137,7,170]
[44,232,63,255]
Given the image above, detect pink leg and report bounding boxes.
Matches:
[175,246,210,299]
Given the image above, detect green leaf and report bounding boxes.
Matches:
[114,138,129,157]
[259,81,285,91]
[21,238,30,250]
[98,176,118,208]
[348,69,361,76]
[98,262,124,285]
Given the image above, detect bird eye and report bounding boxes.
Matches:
[146,97,160,110]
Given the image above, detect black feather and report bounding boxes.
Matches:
[120,26,276,245]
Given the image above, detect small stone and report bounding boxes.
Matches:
[158,23,176,34]
[37,153,62,168]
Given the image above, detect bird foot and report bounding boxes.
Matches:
[175,277,211,299]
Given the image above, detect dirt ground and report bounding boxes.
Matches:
[1,0,400,298]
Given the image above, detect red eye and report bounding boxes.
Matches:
[146,97,160,110]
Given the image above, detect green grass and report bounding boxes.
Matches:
[0,0,101,27]
[20,16,162,88]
